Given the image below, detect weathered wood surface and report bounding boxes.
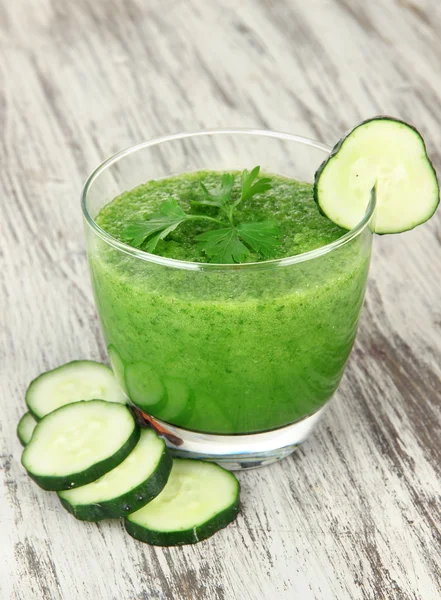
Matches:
[2,0,441,598]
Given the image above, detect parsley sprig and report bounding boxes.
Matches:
[121,166,280,263]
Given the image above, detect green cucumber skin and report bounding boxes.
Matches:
[23,422,140,492]
[17,426,27,447]
[314,115,440,234]
[17,413,37,447]
[25,360,121,420]
[58,445,172,521]
[124,491,240,547]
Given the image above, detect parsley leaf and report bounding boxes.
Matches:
[120,167,280,263]
[196,221,280,263]
[121,198,189,251]
[237,221,281,259]
[195,227,250,264]
[240,166,272,204]
[198,174,235,210]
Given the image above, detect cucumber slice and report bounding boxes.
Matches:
[125,362,165,411]
[17,412,38,446]
[125,459,240,546]
[22,400,139,491]
[107,345,128,396]
[157,378,192,423]
[26,360,126,420]
[58,429,172,521]
[314,117,439,234]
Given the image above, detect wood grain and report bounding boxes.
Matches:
[2,0,441,598]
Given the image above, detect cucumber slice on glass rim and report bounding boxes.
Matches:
[21,400,140,491]
[125,459,240,546]
[314,116,439,234]
[26,360,126,420]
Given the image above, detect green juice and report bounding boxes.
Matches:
[91,171,370,434]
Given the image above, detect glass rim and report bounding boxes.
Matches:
[81,128,376,272]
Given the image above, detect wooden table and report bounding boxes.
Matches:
[2,1,441,598]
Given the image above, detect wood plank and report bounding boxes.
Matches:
[1,0,440,598]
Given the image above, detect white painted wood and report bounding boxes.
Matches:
[1,0,441,598]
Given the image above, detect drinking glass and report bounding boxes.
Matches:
[82,130,375,469]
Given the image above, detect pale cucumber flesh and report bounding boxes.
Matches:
[22,400,136,478]
[314,117,439,234]
[26,360,126,420]
[17,412,38,446]
[127,459,239,532]
[59,429,165,505]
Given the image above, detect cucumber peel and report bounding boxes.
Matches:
[314,116,439,234]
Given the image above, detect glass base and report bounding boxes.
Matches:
[133,404,329,471]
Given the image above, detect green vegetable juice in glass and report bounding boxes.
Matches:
[83,130,375,469]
